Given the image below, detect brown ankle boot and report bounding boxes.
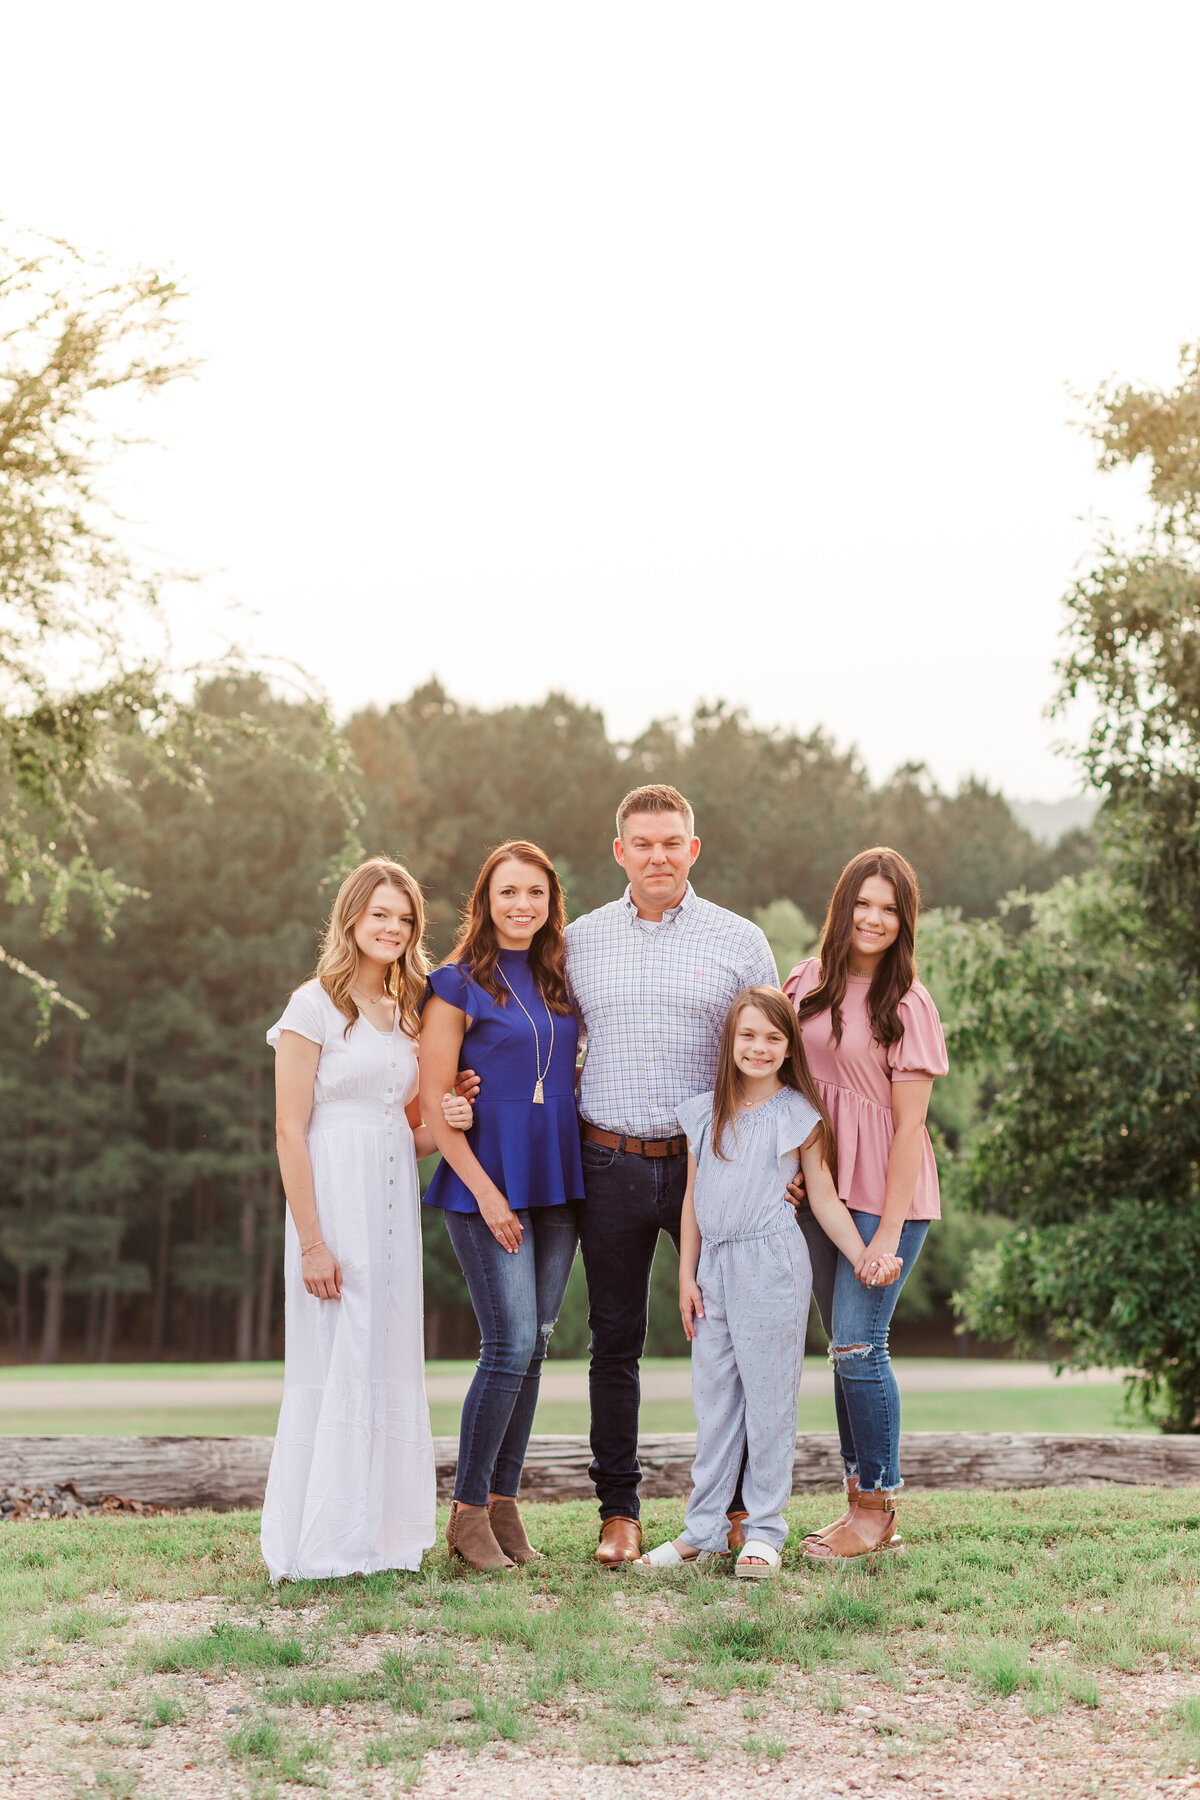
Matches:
[446,1500,515,1572]
[726,1509,749,1553]
[487,1494,540,1564]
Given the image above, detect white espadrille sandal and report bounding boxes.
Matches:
[632,1539,702,1574]
[735,1539,782,1579]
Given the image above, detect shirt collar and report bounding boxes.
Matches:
[622,881,694,925]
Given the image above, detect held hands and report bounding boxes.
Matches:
[854,1239,904,1288]
[301,1241,342,1300]
[441,1090,474,1130]
[478,1183,523,1254]
[785,1169,807,1212]
[679,1277,705,1341]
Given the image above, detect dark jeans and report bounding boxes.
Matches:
[444,1203,579,1507]
[798,1207,930,1492]
[578,1139,746,1522]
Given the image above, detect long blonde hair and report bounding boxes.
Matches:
[315,858,430,1038]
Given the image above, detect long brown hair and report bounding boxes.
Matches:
[794,847,920,1048]
[315,857,430,1039]
[447,840,571,1013]
[710,986,837,1179]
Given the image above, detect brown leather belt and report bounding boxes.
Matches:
[582,1123,685,1159]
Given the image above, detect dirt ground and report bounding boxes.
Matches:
[1,1592,1197,1800]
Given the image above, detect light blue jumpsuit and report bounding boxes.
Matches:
[675,1087,818,1555]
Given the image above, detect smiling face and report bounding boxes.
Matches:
[352,881,416,969]
[488,857,551,951]
[732,1002,789,1083]
[851,874,901,967]
[613,810,700,918]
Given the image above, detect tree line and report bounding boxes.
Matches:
[0,677,1087,1364]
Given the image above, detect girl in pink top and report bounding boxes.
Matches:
[783,846,948,1560]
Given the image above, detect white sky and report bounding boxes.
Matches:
[6,1,1198,799]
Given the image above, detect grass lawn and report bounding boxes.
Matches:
[2,1491,1199,1796]
[0,1383,1147,1440]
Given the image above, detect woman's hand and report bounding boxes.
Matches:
[477,1184,523,1254]
[856,1248,904,1289]
[679,1277,705,1341]
[855,1230,901,1282]
[441,1090,473,1130]
[302,1241,342,1300]
[785,1169,808,1212]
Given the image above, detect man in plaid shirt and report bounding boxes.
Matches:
[564,784,779,1566]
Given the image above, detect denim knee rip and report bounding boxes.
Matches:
[827,1342,872,1366]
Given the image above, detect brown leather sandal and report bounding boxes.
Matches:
[487,1494,541,1564]
[726,1509,749,1553]
[802,1487,903,1562]
[802,1476,861,1549]
[446,1500,516,1572]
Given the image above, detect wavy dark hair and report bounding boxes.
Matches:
[446,840,571,1013]
[710,986,837,1181]
[794,847,920,1049]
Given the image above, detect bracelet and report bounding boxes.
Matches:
[300,1239,326,1255]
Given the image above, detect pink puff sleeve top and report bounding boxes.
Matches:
[782,958,949,1221]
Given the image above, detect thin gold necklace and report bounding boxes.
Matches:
[496,968,554,1104]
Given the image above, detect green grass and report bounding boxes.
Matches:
[0,1381,1143,1439]
[4,1490,1199,1788]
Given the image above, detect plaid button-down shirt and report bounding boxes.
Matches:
[563,883,779,1140]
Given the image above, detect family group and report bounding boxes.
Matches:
[261,784,946,1583]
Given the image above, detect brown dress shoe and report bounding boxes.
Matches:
[595,1517,642,1568]
[488,1494,541,1565]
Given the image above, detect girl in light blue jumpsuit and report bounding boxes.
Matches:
[634,987,903,1577]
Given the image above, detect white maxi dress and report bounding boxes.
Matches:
[261,979,436,1581]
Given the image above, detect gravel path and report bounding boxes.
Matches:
[0,1360,1126,1413]
[0,1592,1195,1799]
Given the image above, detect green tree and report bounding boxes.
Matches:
[948,876,1200,1427]
[949,339,1200,1427]
[754,898,818,982]
[1057,343,1200,961]
[0,230,195,1004]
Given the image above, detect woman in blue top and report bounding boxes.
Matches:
[420,839,584,1571]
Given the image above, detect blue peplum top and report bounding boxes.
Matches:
[420,949,585,1213]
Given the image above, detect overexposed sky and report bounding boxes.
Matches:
[5,1,1198,798]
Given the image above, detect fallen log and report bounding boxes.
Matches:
[2,1430,1199,1512]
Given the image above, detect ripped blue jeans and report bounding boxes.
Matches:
[444,1204,579,1506]
[798,1209,929,1494]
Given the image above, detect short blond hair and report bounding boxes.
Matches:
[615,784,695,839]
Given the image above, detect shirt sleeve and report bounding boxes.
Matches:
[888,985,949,1082]
[782,956,819,1008]
[777,1091,821,1175]
[742,924,782,990]
[267,982,328,1050]
[421,963,473,1016]
[675,1091,714,1152]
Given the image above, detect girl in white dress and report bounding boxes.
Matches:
[262,857,473,1582]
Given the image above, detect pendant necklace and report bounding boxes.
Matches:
[496,968,554,1103]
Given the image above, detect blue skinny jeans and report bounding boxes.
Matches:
[443,1203,579,1507]
[798,1208,929,1493]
